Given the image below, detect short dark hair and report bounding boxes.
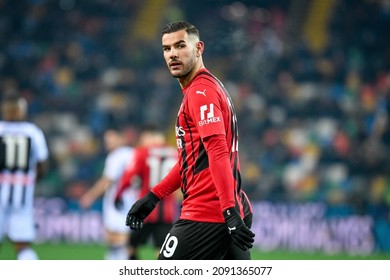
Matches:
[162,21,200,40]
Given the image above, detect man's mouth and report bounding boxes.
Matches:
[169,61,181,69]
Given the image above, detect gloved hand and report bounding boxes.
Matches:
[114,197,123,210]
[223,207,255,251]
[126,191,160,230]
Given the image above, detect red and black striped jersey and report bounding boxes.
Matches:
[175,68,245,223]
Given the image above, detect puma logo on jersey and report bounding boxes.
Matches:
[196,89,206,96]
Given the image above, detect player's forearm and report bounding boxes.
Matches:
[152,162,181,199]
[115,170,132,199]
[203,134,235,211]
[86,177,111,200]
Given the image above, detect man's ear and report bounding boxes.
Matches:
[196,41,204,57]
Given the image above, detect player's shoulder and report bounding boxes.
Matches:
[135,146,148,153]
[19,121,43,131]
[109,146,134,160]
[0,121,44,135]
[137,146,154,158]
[134,146,149,158]
[118,146,134,154]
[187,70,222,97]
[193,73,218,88]
[187,81,219,100]
[25,121,44,131]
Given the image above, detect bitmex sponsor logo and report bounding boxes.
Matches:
[199,103,221,126]
[199,116,221,126]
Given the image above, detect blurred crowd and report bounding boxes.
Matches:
[1,0,389,214]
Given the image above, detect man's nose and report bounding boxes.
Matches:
[170,48,178,58]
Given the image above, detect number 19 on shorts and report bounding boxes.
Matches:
[160,233,178,258]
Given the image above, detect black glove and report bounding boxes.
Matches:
[223,207,255,251]
[114,197,123,210]
[126,191,160,230]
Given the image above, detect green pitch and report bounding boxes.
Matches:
[1,240,389,260]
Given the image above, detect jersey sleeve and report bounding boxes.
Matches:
[187,84,235,212]
[115,149,142,199]
[33,126,49,162]
[186,85,226,139]
[203,134,235,211]
[152,161,181,199]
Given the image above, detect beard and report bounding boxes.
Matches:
[169,55,197,79]
[171,68,191,79]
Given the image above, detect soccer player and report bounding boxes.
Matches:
[79,127,138,260]
[0,94,49,260]
[126,21,255,259]
[115,124,178,260]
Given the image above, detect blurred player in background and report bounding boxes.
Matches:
[115,124,178,260]
[125,21,255,259]
[0,94,49,260]
[79,127,138,260]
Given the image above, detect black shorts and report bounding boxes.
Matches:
[129,223,172,248]
[157,219,231,260]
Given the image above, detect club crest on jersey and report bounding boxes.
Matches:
[199,104,221,126]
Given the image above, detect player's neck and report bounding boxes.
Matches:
[178,60,204,89]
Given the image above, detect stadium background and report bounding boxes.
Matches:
[1,0,390,259]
